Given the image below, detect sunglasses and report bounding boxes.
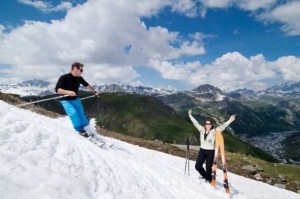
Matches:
[78,68,83,72]
[205,123,212,125]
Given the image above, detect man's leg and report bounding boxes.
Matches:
[60,100,82,132]
[73,98,89,129]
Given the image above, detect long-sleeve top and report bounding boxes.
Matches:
[189,114,232,150]
[55,73,89,100]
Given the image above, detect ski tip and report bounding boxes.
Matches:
[225,189,230,195]
[211,180,216,187]
[225,192,231,198]
[106,143,113,147]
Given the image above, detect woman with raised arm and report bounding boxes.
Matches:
[188,109,235,182]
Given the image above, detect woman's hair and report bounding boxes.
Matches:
[203,118,214,129]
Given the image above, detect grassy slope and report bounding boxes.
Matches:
[83,93,196,143]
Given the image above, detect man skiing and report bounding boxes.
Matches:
[55,62,99,137]
[188,109,235,182]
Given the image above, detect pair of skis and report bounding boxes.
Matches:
[211,128,230,195]
[87,134,113,148]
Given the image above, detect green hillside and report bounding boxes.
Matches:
[159,95,296,137]
[282,132,300,162]
[83,93,196,144]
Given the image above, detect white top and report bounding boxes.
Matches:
[189,114,232,150]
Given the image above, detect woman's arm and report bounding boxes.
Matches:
[188,109,205,132]
[218,115,236,131]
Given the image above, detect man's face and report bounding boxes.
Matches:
[75,66,83,76]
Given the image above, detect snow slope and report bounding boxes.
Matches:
[0,100,299,199]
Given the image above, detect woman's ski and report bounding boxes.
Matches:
[211,128,230,195]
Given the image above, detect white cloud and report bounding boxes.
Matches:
[237,0,276,11]
[274,56,300,82]
[0,0,205,85]
[181,52,300,91]
[85,64,140,85]
[149,59,201,80]
[259,1,300,36]
[200,0,232,8]
[170,0,199,17]
[199,0,300,36]
[200,0,276,10]
[18,0,72,12]
[1,0,299,91]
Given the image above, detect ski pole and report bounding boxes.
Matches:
[184,136,190,175]
[17,93,98,107]
[80,94,98,101]
[17,94,69,107]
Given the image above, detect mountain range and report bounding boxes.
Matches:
[1,79,300,98]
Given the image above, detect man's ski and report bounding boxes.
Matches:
[211,128,230,195]
[87,135,105,147]
[88,134,113,148]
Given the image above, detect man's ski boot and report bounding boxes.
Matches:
[79,129,89,138]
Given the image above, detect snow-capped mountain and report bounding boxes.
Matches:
[191,84,225,101]
[230,88,256,95]
[16,79,51,88]
[0,79,177,97]
[0,79,55,96]
[1,79,300,100]
[226,88,256,100]
[265,82,300,95]
[96,83,176,96]
[0,100,299,199]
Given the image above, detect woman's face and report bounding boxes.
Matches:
[204,121,212,130]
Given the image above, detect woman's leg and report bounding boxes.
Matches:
[205,149,215,182]
[195,148,206,178]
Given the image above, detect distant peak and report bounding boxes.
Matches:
[192,84,223,93]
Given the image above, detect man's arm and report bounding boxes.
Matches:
[86,85,100,96]
[57,88,76,96]
[55,76,76,96]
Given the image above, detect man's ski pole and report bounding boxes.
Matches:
[17,93,99,107]
[17,94,69,107]
[80,94,98,101]
[184,136,190,175]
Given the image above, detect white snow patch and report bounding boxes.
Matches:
[0,100,299,199]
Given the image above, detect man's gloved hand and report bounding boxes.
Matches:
[94,91,100,97]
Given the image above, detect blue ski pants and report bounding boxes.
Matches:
[60,98,89,132]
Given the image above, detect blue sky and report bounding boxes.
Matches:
[0,0,299,91]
